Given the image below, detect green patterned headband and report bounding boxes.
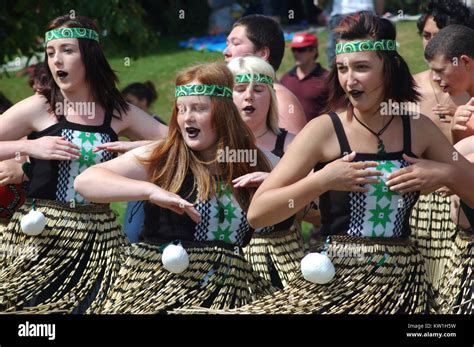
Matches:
[175,84,232,98]
[235,73,273,86]
[335,40,397,55]
[45,28,99,43]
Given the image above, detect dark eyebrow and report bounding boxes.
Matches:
[336,60,371,66]
[46,43,77,50]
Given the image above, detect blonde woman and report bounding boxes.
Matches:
[227,56,307,288]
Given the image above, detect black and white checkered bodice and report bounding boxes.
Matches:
[143,174,255,247]
[315,112,420,238]
[26,109,118,204]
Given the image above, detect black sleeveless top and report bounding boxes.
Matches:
[26,109,118,204]
[315,112,420,238]
[143,173,254,247]
[271,128,288,158]
[256,128,295,234]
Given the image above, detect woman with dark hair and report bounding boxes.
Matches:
[75,62,276,313]
[0,15,168,313]
[202,12,474,314]
[410,0,473,308]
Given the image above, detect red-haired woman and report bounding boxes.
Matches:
[75,62,277,313]
[0,15,168,313]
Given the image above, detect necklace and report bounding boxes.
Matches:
[429,71,451,119]
[351,107,395,155]
[255,128,270,139]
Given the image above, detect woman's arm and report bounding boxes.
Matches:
[75,144,157,202]
[74,143,200,221]
[118,103,168,141]
[93,140,154,154]
[247,116,382,228]
[0,95,80,160]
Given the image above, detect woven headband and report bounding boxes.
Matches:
[235,73,273,86]
[175,84,232,98]
[45,28,99,43]
[336,39,397,55]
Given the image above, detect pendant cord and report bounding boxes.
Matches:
[351,108,395,142]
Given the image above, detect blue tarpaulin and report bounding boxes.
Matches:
[179,32,296,53]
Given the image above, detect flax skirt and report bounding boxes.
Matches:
[0,199,128,314]
[409,193,457,298]
[243,222,305,288]
[436,230,472,314]
[179,235,432,314]
[87,241,276,314]
[0,218,7,242]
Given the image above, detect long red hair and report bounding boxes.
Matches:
[142,63,271,210]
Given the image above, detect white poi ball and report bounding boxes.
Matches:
[301,252,335,284]
[162,243,189,274]
[20,210,46,236]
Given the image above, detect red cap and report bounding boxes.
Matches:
[289,32,318,48]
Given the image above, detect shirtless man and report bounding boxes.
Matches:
[413,0,472,142]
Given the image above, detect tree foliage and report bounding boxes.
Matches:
[0,0,157,65]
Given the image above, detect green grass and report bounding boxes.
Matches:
[0,21,427,227]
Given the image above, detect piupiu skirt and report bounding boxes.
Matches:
[243,222,305,288]
[87,240,276,314]
[0,199,128,314]
[409,193,457,300]
[179,235,432,314]
[436,230,473,314]
[0,218,7,242]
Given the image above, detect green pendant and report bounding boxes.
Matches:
[377,139,386,154]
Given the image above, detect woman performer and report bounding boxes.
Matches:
[0,15,168,313]
[202,12,474,314]
[75,62,277,314]
[227,56,307,288]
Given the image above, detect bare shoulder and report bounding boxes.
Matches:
[292,113,335,151]
[413,70,429,87]
[304,113,334,133]
[411,113,439,133]
[274,83,298,101]
[3,94,49,117]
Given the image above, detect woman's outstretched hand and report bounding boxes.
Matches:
[232,172,269,188]
[149,187,201,223]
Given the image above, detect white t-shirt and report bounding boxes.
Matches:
[331,0,374,16]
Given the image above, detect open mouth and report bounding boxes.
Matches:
[185,127,200,139]
[441,85,449,93]
[242,105,256,114]
[348,90,364,99]
[57,70,69,80]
